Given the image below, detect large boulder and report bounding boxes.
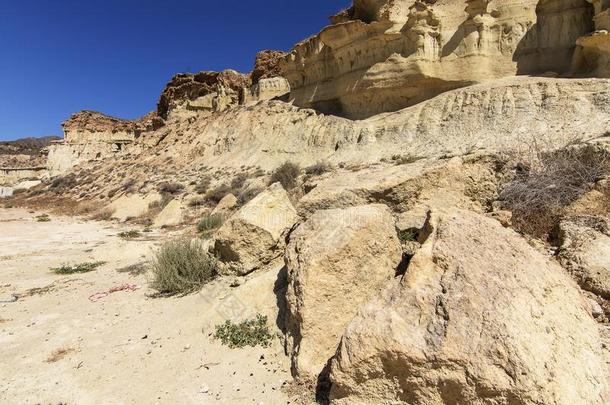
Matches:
[213,183,298,275]
[284,204,402,379]
[558,216,610,299]
[330,209,608,404]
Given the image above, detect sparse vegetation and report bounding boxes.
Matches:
[214,314,273,348]
[398,228,419,243]
[50,174,77,190]
[118,230,141,240]
[269,162,300,190]
[45,347,75,363]
[90,207,115,221]
[150,238,218,295]
[195,176,212,194]
[237,187,263,205]
[117,262,148,276]
[197,213,223,235]
[51,261,105,275]
[392,154,422,165]
[36,214,51,222]
[305,161,332,176]
[158,181,184,195]
[500,144,610,237]
[205,183,233,204]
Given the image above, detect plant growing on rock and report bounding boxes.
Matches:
[305,161,332,176]
[150,237,218,295]
[269,162,300,190]
[500,144,610,237]
[214,314,273,348]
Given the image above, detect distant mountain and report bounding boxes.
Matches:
[0,136,61,156]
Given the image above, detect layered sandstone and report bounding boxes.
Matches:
[157,69,250,119]
[280,0,599,119]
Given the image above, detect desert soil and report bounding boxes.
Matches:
[0,208,291,404]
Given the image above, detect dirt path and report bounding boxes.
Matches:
[0,208,291,404]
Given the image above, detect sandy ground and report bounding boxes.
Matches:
[0,208,292,404]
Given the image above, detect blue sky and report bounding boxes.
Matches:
[0,0,349,141]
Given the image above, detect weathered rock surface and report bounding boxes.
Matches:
[298,157,498,216]
[251,50,287,84]
[213,183,298,275]
[152,199,184,228]
[558,216,610,299]
[157,69,250,119]
[330,208,608,404]
[281,0,603,119]
[284,204,402,378]
[109,193,161,222]
[211,193,238,218]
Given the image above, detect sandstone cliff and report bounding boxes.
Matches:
[280,0,610,119]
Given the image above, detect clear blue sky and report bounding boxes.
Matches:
[0,0,349,141]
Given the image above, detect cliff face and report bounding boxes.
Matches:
[280,0,604,119]
[157,69,251,120]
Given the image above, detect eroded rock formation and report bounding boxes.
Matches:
[284,204,402,378]
[157,69,251,119]
[329,209,609,404]
[213,183,298,275]
[280,0,600,119]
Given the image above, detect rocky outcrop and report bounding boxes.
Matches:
[140,76,610,172]
[157,69,250,119]
[281,0,599,119]
[62,111,154,140]
[558,215,610,299]
[573,0,610,76]
[284,204,402,378]
[47,110,159,176]
[213,183,298,275]
[252,50,287,84]
[329,208,608,404]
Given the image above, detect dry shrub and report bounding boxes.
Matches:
[46,347,75,363]
[500,144,610,237]
[158,181,184,195]
[150,238,218,295]
[305,161,332,176]
[90,207,115,221]
[195,176,212,194]
[205,184,233,204]
[269,162,300,190]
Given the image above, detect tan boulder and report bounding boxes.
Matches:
[330,209,608,404]
[109,193,161,222]
[284,204,402,379]
[213,183,298,275]
[558,216,610,299]
[211,193,238,218]
[152,199,183,228]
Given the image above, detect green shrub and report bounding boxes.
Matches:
[36,214,51,222]
[118,230,141,240]
[52,261,105,275]
[214,314,273,348]
[150,238,218,295]
[398,229,418,243]
[197,214,223,234]
[269,162,301,190]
